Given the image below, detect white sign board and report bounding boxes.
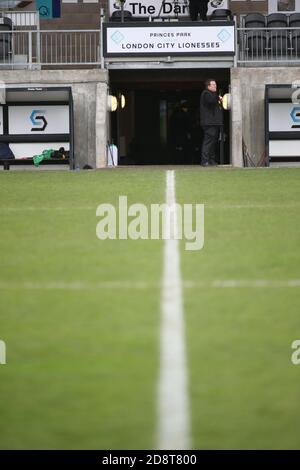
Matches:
[0,107,3,135]
[109,0,228,18]
[8,106,70,135]
[269,140,300,156]
[104,23,235,56]
[269,103,300,132]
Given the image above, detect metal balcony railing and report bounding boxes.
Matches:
[1,9,39,27]
[2,25,300,69]
[0,29,102,68]
[237,27,300,65]
[0,1,23,8]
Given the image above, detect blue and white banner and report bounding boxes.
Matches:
[104,23,235,56]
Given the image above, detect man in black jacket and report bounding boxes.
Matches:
[200,78,223,166]
[189,0,209,21]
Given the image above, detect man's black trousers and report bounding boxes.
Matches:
[189,0,208,21]
[201,126,220,164]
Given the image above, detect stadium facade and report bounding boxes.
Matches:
[1,0,300,168]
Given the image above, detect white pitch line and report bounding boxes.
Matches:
[184,279,300,288]
[157,170,190,450]
[1,280,300,290]
[205,204,300,209]
[0,281,154,290]
[1,203,300,212]
[0,206,95,211]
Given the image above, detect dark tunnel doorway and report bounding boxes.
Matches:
[109,69,231,165]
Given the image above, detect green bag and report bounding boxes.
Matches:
[33,149,54,167]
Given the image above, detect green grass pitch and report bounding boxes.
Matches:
[0,167,300,449]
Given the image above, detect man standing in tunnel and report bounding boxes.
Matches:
[189,0,209,21]
[200,79,223,166]
[169,101,192,164]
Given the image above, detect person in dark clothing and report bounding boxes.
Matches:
[0,143,14,160]
[169,101,192,164]
[189,0,209,21]
[200,79,223,166]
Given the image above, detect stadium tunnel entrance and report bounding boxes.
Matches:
[109,68,231,165]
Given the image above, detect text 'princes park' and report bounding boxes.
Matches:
[121,42,221,50]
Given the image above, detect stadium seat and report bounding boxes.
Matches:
[110,10,133,22]
[289,13,300,27]
[289,13,300,57]
[291,31,300,57]
[267,30,290,56]
[244,13,266,28]
[267,13,289,58]
[241,13,267,59]
[267,13,288,28]
[210,9,233,21]
[0,16,12,61]
[244,30,268,57]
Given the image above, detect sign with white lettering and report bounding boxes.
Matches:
[104,22,235,56]
[109,0,228,18]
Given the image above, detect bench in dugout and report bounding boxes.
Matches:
[0,86,74,170]
[0,144,70,170]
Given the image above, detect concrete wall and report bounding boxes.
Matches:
[3,66,299,169]
[231,67,300,167]
[0,69,109,168]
